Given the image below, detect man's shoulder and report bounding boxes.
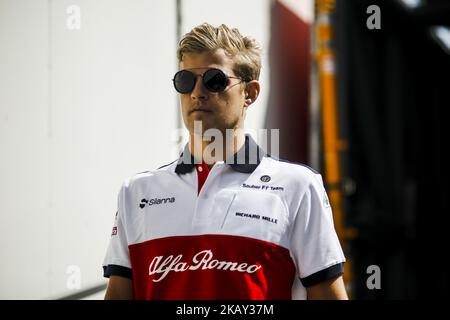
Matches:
[263,155,320,178]
[260,155,327,193]
[121,159,179,189]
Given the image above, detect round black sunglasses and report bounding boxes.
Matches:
[172,68,247,94]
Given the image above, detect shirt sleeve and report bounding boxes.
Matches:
[290,173,346,287]
[102,183,133,279]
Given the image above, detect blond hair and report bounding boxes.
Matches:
[177,23,262,81]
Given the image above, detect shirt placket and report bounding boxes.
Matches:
[192,162,224,227]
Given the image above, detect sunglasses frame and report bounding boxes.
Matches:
[172,68,247,94]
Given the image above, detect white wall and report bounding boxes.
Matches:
[0,0,271,299]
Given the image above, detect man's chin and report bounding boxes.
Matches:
[188,122,224,136]
[190,111,213,119]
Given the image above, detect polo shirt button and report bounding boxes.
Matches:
[197,166,203,172]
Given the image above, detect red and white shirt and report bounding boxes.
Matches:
[103,135,345,299]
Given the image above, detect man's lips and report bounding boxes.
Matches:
[190,108,212,114]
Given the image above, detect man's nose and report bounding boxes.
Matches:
[190,75,208,100]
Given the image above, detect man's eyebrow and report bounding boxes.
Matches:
[182,67,221,70]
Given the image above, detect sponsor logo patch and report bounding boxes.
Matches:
[148,249,262,282]
[242,183,284,191]
[140,197,176,209]
[235,212,278,224]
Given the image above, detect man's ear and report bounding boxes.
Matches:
[244,80,260,107]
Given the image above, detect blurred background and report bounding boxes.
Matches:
[0,0,448,299]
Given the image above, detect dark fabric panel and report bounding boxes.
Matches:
[103,265,133,280]
[300,263,345,288]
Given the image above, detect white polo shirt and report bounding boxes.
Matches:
[103,135,345,299]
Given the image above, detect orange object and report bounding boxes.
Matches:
[314,0,357,298]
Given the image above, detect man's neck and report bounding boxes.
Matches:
[188,130,246,169]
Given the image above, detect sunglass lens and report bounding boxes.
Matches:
[203,69,228,92]
[173,70,196,94]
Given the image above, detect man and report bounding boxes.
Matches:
[103,23,348,300]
